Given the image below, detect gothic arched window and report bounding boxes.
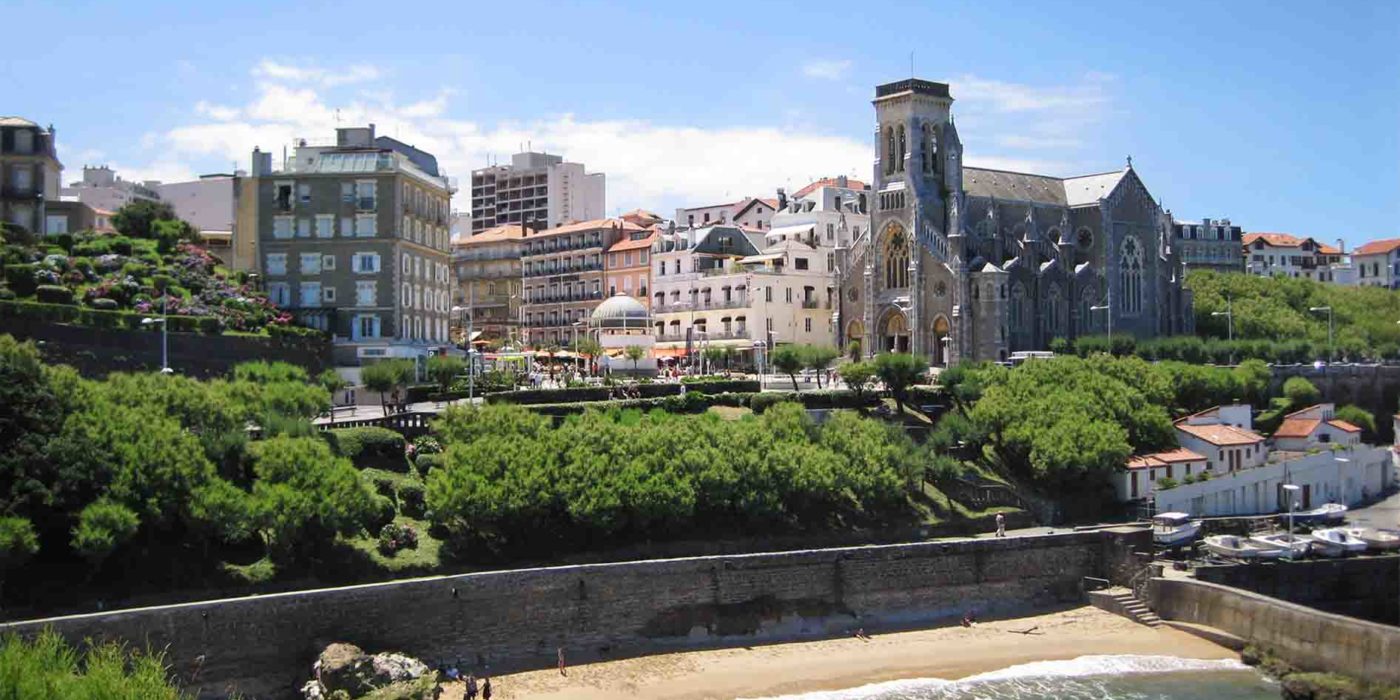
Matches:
[920,124,931,173]
[884,127,895,175]
[1045,283,1063,336]
[1120,236,1144,315]
[1010,282,1027,330]
[896,125,907,173]
[884,226,909,289]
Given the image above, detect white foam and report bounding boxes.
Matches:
[735,655,1250,700]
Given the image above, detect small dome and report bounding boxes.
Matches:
[591,294,648,322]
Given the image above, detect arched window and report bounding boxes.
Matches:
[896,125,907,173]
[884,126,895,175]
[1120,236,1143,315]
[1078,288,1096,335]
[920,124,930,173]
[1010,282,1027,330]
[1045,283,1063,336]
[884,226,909,289]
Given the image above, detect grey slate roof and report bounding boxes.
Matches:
[1063,171,1126,207]
[962,167,1128,209]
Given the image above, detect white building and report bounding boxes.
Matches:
[675,196,779,231]
[157,174,237,252]
[1243,232,1346,282]
[61,165,161,213]
[468,152,604,234]
[1119,403,1394,516]
[1349,238,1400,289]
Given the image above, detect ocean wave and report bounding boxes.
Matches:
[735,655,1251,700]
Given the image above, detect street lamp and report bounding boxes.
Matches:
[1090,299,1112,344]
[1282,483,1301,560]
[1309,306,1333,364]
[1211,296,1234,364]
[141,317,171,374]
[452,301,474,402]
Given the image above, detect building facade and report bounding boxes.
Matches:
[238,125,455,364]
[1,117,61,236]
[604,228,657,309]
[675,196,779,231]
[520,218,638,347]
[451,224,526,346]
[1349,238,1400,289]
[839,79,1192,366]
[1173,218,1244,273]
[158,174,238,255]
[1243,232,1345,282]
[468,152,605,234]
[61,165,161,213]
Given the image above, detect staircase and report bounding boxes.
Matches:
[1089,586,1162,628]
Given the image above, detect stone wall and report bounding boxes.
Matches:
[1148,577,1400,685]
[1271,364,1400,442]
[0,530,1146,699]
[1192,556,1399,625]
[0,317,331,378]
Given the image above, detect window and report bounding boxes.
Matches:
[805,318,812,332]
[353,252,381,273]
[316,214,334,238]
[342,182,355,204]
[297,218,312,238]
[639,251,648,264]
[827,253,835,272]
[785,287,793,303]
[403,283,413,308]
[266,253,287,275]
[402,255,412,276]
[355,281,377,306]
[13,129,33,154]
[300,282,321,307]
[272,216,293,239]
[827,223,835,241]
[299,253,321,275]
[12,166,32,191]
[765,286,773,302]
[1120,236,1144,315]
[268,282,291,306]
[356,181,377,210]
[297,183,311,205]
[355,314,380,339]
[275,183,292,211]
[795,258,809,270]
[322,254,337,271]
[45,215,68,235]
[884,226,909,288]
[896,125,906,172]
[355,214,377,237]
[323,286,337,303]
[1010,283,1026,329]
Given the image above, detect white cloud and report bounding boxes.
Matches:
[802,59,853,81]
[107,64,1114,208]
[252,59,383,87]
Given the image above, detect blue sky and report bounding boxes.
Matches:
[5,0,1397,246]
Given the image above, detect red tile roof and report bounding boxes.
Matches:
[1274,418,1321,439]
[793,177,869,199]
[1328,419,1362,433]
[453,224,528,246]
[1176,422,1265,446]
[1354,238,1400,256]
[1315,241,1342,255]
[1126,448,1206,470]
[541,218,646,236]
[1243,232,1305,248]
[605,231,657,254]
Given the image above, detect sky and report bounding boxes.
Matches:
[4,0,1398,247]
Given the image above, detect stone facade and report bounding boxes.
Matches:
[838,80,1193,365]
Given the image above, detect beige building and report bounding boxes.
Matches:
[1,117,62,236]
[520,218,640,347]
[61,165,161,213]
[604,228,657,308]
[451,224,527,347]
[237,124,455,364]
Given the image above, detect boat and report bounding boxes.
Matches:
[1249,533,1312,559]
[1309,529,1364,557]
[1291,502,1348,525]
[1203,534,1282,561]
[1346,527,1400,551]
[1151,512,1202,547]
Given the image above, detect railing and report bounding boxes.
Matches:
[801,299,826,309]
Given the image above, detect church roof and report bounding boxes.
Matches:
[961,167,1128,209]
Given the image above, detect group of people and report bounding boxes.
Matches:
[436,667,491,699]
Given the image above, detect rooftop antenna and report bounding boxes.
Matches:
[335,108,341,125]
[910,50,915,79]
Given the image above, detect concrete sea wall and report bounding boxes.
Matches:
[1193,556,1399,625]
[1149,576,1400,685]
[0,529,1146,699]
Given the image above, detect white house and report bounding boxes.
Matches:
[1271,403,1363,452]
[1173,405,1268,473]
[1153,445,1392,516]
[1117,448,1208,502]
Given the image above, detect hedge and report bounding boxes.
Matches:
[266,323,326,339]
[0,299,223,334]
[324,426,407,472]
[34,285,73,305]
[486,379,760,405]
[4,264,37,296]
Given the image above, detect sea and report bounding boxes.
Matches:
[739,655,1278,700]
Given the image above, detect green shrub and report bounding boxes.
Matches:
[376,522,419,555]
[749,392,795,414]
[4,264,36,297]
[88,297,119,310]
[33,285,73,305]
[397,480,426,518]
[415,453,445,473]
[0,630,188,699]
[660,392,707,413]
[1156,477,1179,490]
[0,288,15,301]
[326,426,407,471]
[793,389,874,409]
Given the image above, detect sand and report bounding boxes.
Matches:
[433,606,1237,699]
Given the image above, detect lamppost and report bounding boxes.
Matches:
[1309,306,1334,364]
[1282,483,1301,560]
[452,298,473,402]
[1211,295,1234,364]
[1090,296,1112,346]
[141,293,171,374]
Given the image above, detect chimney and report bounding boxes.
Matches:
[250,148,272,176]
[836,175,847,187]
[1337,238,1345,255]
[776,187,788,211]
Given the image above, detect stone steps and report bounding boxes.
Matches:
[1089,586,1162,627]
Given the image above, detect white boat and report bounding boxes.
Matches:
[1249,533,1312,559]
[1203,534,1282,561]
[1292,502,1348,525]
[1312,528,1368,555]
[1346,527,1400,551]
[1152,512,1202,547]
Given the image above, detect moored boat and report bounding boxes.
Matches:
[1152,512,1202,547]
[1312,528,1367,556]
[1291,502,1347,525]
[1346,527,1400,551]
[1249,532,1312,559]
[1203,534,1282,561]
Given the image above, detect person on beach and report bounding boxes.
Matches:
[466,674,479,699]
[853,627,871,641]
[558,646,568,676]
[995,512,1006,537]
[482,676,493,700]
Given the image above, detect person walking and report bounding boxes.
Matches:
[558,647,567,677]
[995,512,1006,537]
[465,674,478,700]
[482,676,493,700]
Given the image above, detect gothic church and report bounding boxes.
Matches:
[839,79,1193,365]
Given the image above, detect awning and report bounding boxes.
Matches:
[738,253,783,264]
[767,223,815,239]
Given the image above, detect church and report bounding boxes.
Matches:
[838,78,1193,365]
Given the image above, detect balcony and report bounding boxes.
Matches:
[801,299,827,309]
[658,329,751,342]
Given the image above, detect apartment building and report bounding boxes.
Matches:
[158,174,238,255]
[1173,218,1244,273]
[520,218,639,347]
[604,228,657,308]
[0,117,62,235]
[451,224,527,346]
[1350,238,1400,289]
[1243,232,1345,281]
[238,124,455,364]
[675,196,779,231]
[468,151,604,234]
[61,165,161,213]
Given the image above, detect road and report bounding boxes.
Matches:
[1348,488,1400,530]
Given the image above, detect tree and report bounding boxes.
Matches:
[846,340,862,362]
[572,336,603,375]
[1282,376,1320,408]
[624,345,647,373]
[317,368,349,395]
[802,345,840,389]
[1233,359,1273,406]
[770,345,806,392]
[70,499,140,569]
[873,352,928,413]
[361,359,414,415]
[936,361,987,415]
[427,355,467,395]
[0,516,38,606]
[110,199,182,240]
[837,361,876,398]
[1336,404,1376,435]
[248,436,378,560]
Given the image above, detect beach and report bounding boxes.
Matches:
[438,606,1240,699]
